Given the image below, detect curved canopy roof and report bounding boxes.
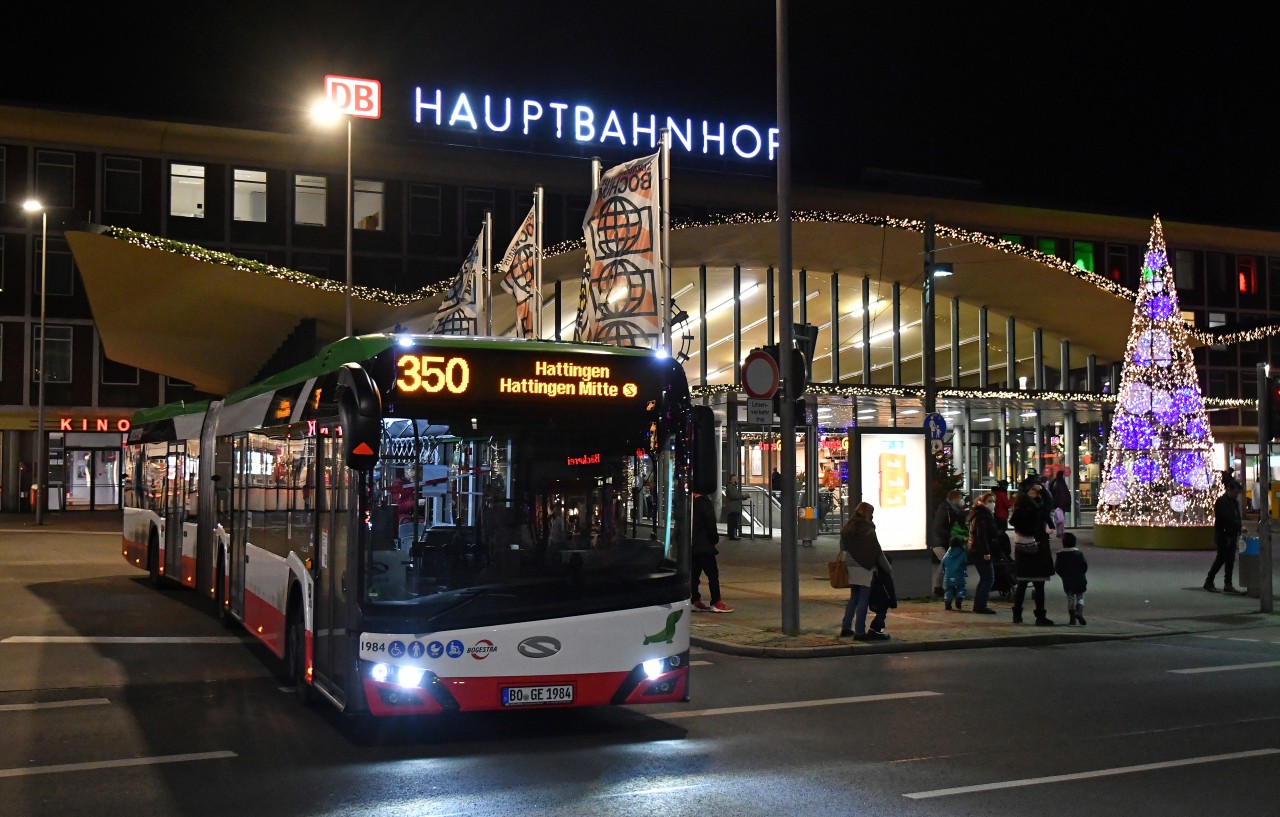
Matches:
[68,215,1162,396]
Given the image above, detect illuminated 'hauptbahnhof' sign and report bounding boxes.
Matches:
[413,87,779,161]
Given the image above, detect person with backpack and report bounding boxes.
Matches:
[930,489,966,597]
[1009,488,1055,625]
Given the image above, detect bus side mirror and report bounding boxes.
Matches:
[691,405,718,496]
[337,363,382,471]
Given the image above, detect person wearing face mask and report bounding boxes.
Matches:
[930,489,966,597]
[965,492,1000,614]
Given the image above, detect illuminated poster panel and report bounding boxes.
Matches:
[853,429,928,552]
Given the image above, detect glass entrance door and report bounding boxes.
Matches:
[65,449,122,510]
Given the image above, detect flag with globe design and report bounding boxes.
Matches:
[498,205,539,338]
[430,233,483,336]
[1096,217,1218,528]
[577,151,662,348]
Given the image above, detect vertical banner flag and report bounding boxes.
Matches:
[578,151,663,348]
[430,231,485,336]
[498,203,540,338]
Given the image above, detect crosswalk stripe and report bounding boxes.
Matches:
[0,698,111,713]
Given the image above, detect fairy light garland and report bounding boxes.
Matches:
[1095,217,1217,529]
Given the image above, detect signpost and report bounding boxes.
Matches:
[742,349,780,426]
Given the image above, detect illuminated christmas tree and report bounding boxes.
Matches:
[1096,217,1217,530]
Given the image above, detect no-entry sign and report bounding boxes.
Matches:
[741,350,779,399]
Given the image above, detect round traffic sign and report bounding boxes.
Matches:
[741,351,780,399]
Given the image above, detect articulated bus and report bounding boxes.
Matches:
[122,335,715,717]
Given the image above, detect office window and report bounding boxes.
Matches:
[1208,312,1227,351]
[1173,249,1197,291]
[1237,255,1258,295]
[0,146,6,202]
[354,179,384,231]
[170,163,206,218]
[233,169,267,222]
[34,325,73,384]
[1106,244,1128,283]
[1001,234,1023,246]
[101,348,139,385]
[36,150,75,208]
[462,187,496,240]
[409,183,442,236]
[294,174,327,226]
[0,235,4,291]
[167,376,195,390]
[1269,258,1280,311]
[39,236,76,296]
[103,156,143,214]
[1072,240,1094,273]
[1036,237,1061,259]
[0,325,4,380]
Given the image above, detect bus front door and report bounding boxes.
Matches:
[312,438,352,701]
[164,443,186,583]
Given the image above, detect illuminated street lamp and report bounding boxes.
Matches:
[310,99,354,338]
[22,199,47,525]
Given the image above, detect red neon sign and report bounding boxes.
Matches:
[324,75,382,119]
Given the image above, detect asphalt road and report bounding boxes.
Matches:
[2,526,1278,816]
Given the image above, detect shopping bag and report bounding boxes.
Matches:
[828,551,850,588]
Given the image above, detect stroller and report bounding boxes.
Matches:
[991,530,1016,599]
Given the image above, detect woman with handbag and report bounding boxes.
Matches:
[839,502,893,641]
[1008,490,1055,625]
[966,492,1000,615]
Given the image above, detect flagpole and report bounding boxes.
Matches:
[660,130,672,356]
[483,210,493,337]
[534,186,544,339]
[575,158,602,343]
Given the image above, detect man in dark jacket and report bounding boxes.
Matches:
[1206,481,1243,593]
[1049,471,1071,537]
[930,490,965,597]
[691,492,733,612]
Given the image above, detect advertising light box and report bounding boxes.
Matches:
[852,429,928,552]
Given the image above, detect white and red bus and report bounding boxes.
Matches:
[122,334,715,717]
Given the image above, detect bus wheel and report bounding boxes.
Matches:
[215,554,234,629]
[147,529,165,589]
[287,607,314,707]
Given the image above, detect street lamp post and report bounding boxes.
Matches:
[23,200,47,525]
[312,102,354,338]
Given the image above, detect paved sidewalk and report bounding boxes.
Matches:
[694,527,1279,657]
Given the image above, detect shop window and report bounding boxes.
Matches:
[354,179,384,231]
[35,150,75,209]
[101,348,138,386]
[1106,244,1128,283]
[170,163,206,218]
[294,174,326,226]
[103,156,142,214]
[34,325,73,384]
[1072,240,1094,273]
[233,169,267,222]
[409,183,442,236]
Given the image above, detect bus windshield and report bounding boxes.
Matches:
[361,416,687,617]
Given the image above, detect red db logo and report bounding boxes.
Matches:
[324,75,382,119]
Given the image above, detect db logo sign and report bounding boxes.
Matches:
[324,75,381,119]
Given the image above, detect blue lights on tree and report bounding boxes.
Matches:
[1097,218,1218,528]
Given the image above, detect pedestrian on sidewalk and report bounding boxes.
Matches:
[723,476,745,540]
[1049,470,1071,538]
[1009,489,1055,625]
[1054,532,1088,624]
[868,556,897,637]
[992,480,1012,529]
[1205,480,1243,594]
[930,489,966,597]
[942,535,968,611]
[691,490,733,613]
[839,502,892,641]
[966,491,1000,614]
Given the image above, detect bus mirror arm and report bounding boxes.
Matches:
[337,363,383,471]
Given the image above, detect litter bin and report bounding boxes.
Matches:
[797,507,819,545]
[1239,536,1261,597]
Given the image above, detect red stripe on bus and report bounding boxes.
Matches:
[242,589,286,658]
[122,537,146,570]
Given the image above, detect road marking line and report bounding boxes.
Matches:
[658,690,941,720]
[1169,660,1280,674]
[0,530,119,536]
[0,750,237,779]
[0,698,110,713]
[903,748,1280,799]
[1228,637,1262,642]
[2,636,247,645]
[690,660,713,666]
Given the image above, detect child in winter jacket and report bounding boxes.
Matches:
[1054,532,1089,624]
[942,535,968,611]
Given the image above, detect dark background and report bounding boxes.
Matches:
[4,3,1273,228]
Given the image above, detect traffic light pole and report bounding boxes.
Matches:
[1257,364,1273,613]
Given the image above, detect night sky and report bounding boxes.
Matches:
[4,3,1276,229]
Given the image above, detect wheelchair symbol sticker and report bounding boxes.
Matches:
[388,640,406,659]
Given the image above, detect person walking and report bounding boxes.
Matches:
[930,489,966,597]
[1205,480,1243,594]
[1049,470,1071,538]
[723,475,745,540]
[839,502,892,641]
[867,557,897,637]
[691,491,733,613]
[992,479,1012,529]
[942,535,968,611]
[966,491,1000,614]
[1009,488,1055,625]
[1054,532,1088,624]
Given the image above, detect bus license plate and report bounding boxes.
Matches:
[502,684,575,707]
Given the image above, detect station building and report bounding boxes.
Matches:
[2,101,1277,521]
